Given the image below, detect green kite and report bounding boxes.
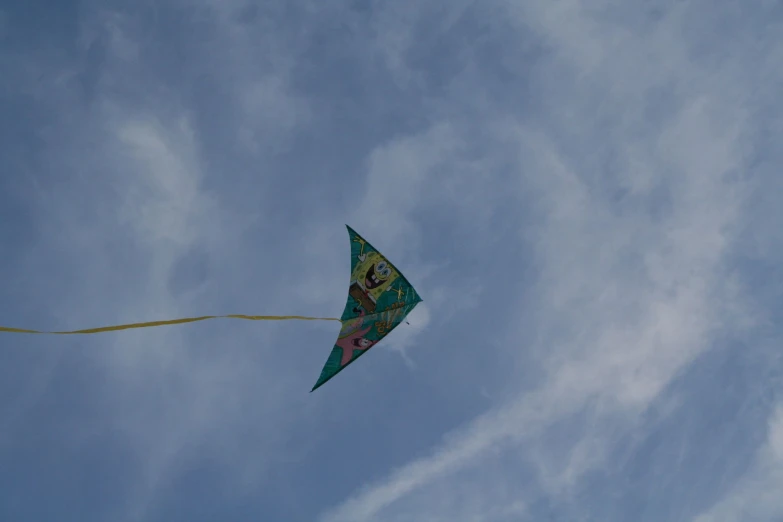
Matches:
[0,225,423,392]
[311,225,423,391]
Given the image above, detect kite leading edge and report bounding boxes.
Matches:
[310,225,422,391]
[0,225,422,392]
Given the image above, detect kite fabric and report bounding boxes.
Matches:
[310,225,422,391]
[0,225,422,392]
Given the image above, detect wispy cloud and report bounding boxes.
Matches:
[319,0,783,521]
[694,403,783,522]
[1,0,781,521]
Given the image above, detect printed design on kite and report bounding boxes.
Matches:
[339,228,418,321]
[335,308,377,366]
[346,236,400,315]
[312,225,423,391]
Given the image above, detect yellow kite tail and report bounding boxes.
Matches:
[0,314,342,335]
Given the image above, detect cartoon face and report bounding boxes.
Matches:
[352,337,374,349]
[350,251,400,303]
[365,259,392,289]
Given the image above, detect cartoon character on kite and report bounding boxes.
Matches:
[347,236,401,314]
[334,308,377,365]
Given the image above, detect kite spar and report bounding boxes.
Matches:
[0,225,423,391]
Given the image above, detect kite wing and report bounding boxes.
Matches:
[311,225,422,391]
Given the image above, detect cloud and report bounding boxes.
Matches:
[318,0,782,521]
[2,0,781,521]
[1,5,320,520]
[693,403,783,522]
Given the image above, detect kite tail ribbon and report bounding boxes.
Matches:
[0,314,342,335]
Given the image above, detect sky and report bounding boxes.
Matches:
[1,0,782,521]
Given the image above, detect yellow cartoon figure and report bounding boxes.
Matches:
[348,237,399,313]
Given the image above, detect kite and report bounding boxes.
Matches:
[0,225,423,392]
[310,225,422,391]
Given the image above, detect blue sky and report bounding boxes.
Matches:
[1,0,782,521]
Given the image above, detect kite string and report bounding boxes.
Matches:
[0,314,342,335]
